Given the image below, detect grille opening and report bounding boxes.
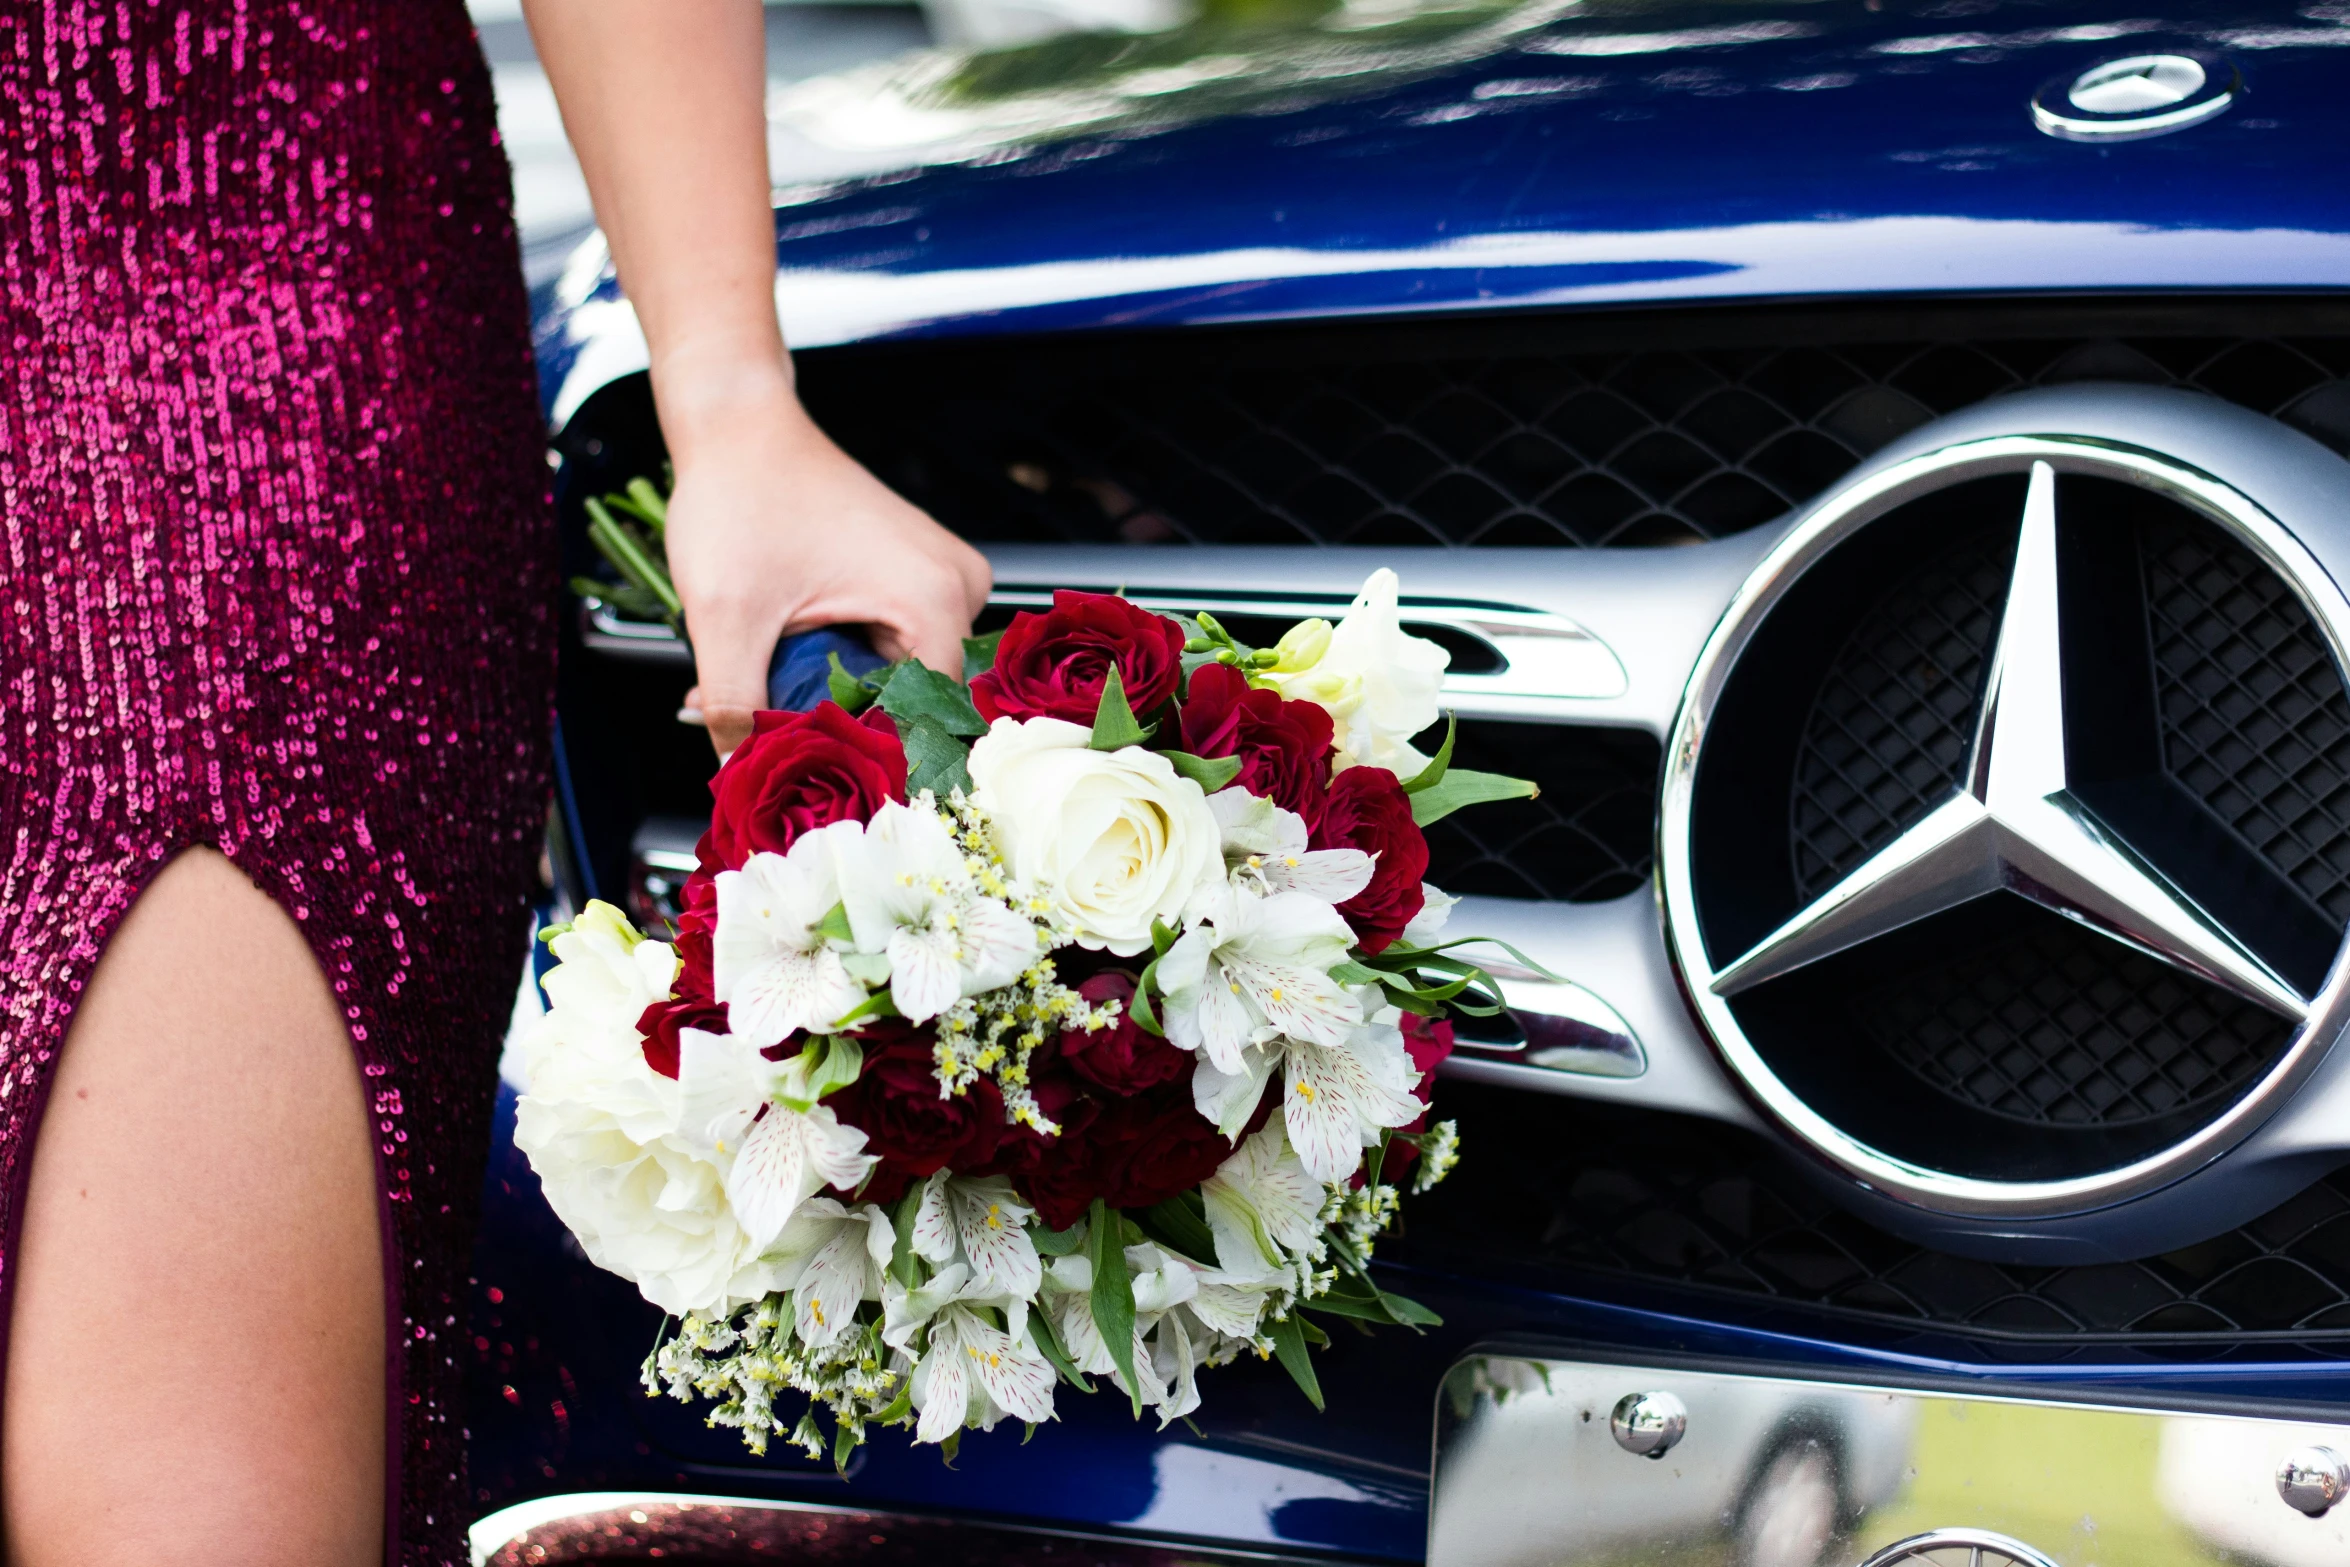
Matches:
[1392,1079,2350,1352]
[1417,720,1657,904]
[789,301,2350,551]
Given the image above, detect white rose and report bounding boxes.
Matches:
[1260,567,1449,776]
[966,716,1222,955]
[514,901,812,1316]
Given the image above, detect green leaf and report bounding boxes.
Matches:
[890,1186,924,1289]
[568,576,669,624]
[939,1430,961,1467]
[827,652,877,713]
[1089,664,1155,751]
[1380,1291,1443,1327]
[875,1375,914,1426]
[1087,1200,1143,1418]
[1150,918,1180,958]
[815,901,855,945]
[1304,1273,1444,1330]
[1330,960,1386,987]
[876,658,987,738]
[1267,1314,1324,1412]
[1302,1291,1397,1323]
[1401,714,1457,794]
[1136,1194,1219,1267]
[826,988,903,1031]
[899,712,974,799]
[1029,1310,1094,1392]
[833,1412,859,1472]
[1129,952,1166,1038]
[962,629,1006,681]
[779,1034,865,1110]
[583,498,681,622]
[1032,1220,1087,1256]
[1410,767,1539,827]
[1161,750,1244,792]
[624,476,669,529]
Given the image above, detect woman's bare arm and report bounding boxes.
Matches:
[523,0,991,755]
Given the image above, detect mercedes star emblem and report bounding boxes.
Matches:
[1707,461,2303,1020]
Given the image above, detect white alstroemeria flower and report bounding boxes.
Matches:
[1157,885,1362,1073]
[1285,1014,1425,1184]
[1180,1275,1285,1344]
[1043,1243,1211,1426]
[675,1027,876,1251]
[908,1171,1044,1303]
[711,820,868,1049]
[1398,883,1457,948]
[967,716,1223,955]
[837,798,1038,1024]
[1191,1012,1423,1184]
[1207,790,1375,903]
[1200,1120,1327,1283]
[765,1197,895,1346]
[1258,568,1450,776]
[881,1260,972,1353]
[1042,1242,1202,1420]
[910,1304,1058,1444]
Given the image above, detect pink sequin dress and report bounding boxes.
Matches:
[0,5,554,1562]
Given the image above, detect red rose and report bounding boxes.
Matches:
[1095,1085,1238,1212]
[1400,1010,1453,1108]
[669,872,718,1002]
[1312,764,1429,954]
[1179,663,1336,819]
[1058,972,1191,1097]
[825,1020,1005,1203]
[974,1043,1105,1230]
[970,591,1185,726]
[699,702,907,873]
[1381,1012,1454,1182]
[1013,1137,1108,1233]
[634,996,728,1081]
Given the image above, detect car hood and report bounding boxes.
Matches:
[538,0,2350,424]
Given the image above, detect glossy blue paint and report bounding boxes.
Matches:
[533,0,2350,416]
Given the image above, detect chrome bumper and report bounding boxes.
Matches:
[1431,1355,2350,1567]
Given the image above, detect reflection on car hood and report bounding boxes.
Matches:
[535,0,2350,421]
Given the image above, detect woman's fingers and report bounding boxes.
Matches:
[662,404,990,755]
[682,592,785,756]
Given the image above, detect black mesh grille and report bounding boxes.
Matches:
[1396,1082,2350,1347]
[1419,722,1657,903]
[1855,913,2288,1127]
[2146,519,2350,926]
[796,312,2350,550]
[1788,530,2013,900]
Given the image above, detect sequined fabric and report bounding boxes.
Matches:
[0,5,553,1562]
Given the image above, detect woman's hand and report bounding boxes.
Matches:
[524,0,989,757]
[664,366,991,758]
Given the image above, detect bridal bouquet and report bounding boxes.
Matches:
[516,569,1541,1463]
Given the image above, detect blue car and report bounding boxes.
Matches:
[474,3,2350,1562]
